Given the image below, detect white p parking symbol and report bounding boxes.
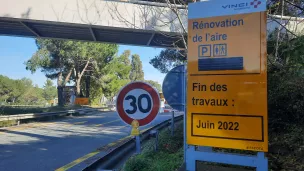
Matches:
[198,45,211,57]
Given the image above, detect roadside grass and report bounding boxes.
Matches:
[121,119,304,171]
[122,121,184,171]
[0,120,17,127]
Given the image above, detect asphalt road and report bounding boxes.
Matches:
[0,110,179,171]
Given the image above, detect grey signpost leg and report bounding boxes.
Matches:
[136,135,141,154]
[171,111,175,136]
[155,131,159,151]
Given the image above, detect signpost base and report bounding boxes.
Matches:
[186,145,268,171]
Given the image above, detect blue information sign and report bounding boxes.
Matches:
[162,65,186,111]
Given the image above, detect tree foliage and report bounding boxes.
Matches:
[99,50,132,98]
[24,39,162,105]
[145,80,162,92]
[25,39,118,105]
[130,54,144,81]
[149,49,186,74]
[26,39,69,84]
[81,50,132,103]
[43,79,57,101]
[25,39,118,94]
[0,76,57,105]
[0,75,15,102]
[267,33,304,126]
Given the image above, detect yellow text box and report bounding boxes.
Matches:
[191,113,263,141]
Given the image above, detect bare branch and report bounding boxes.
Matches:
[60,3,68,21]
[103,0,187,49]
[284,0,304,11]
[268,14,299,38]
[51,5,60,21]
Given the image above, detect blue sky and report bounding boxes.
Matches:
[0,36,166,88]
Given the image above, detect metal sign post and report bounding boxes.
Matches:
[135,135,141,154]
[171,111,175,136]
[182,64,187,164]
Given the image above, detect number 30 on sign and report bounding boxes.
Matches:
[116,82,161,127]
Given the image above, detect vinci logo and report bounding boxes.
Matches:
[250,0,262,8]
[222,0,262,10]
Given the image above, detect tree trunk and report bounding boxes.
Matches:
[63,68,73,85]
[57,72,64,106]
[76,78,81,96]
[57,86,64,106]
[85,73,91,98]
[57,72,63,86]
[75,59,90,97]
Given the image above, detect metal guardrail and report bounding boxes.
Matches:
[1,105,46,108]
[83,114,184,171]
[0,108,101,122]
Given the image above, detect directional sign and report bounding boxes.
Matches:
[162,65,186,111]
[116,81,160,126]
[187,0,268,152]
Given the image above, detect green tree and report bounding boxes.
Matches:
[25,39,118,105]
[25,39,73,106]
[81,50,132,104]
[267,36,304,125]
[0,76,46,105]
[130,54,144,81]
[15,79,42,104]
[99,50,132,98]
[12,78,28,103]
[20,84,45,105]
[145,80,162,92]
[149,49,186,74]
[0,75,15,102]
[0,76,27,103]
[43,79,57,101]
[64,41,117,96]
[121,50,131,65]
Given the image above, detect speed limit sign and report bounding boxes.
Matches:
[116,81,160,126]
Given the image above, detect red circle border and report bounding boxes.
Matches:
[116,82,160,126]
